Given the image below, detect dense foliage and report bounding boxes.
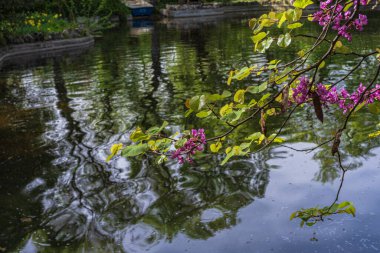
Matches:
[0,0,129,46]
[107,0,380,226]
[0,0,129,20]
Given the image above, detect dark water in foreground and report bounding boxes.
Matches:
[0,13,380,253]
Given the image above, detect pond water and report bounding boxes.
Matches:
[0,12,380,253]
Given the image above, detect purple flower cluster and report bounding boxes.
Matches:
[312,0,368,41]
[316,83,380,113]
[171,129,206,164]
[292,76,310,104]
[291,76,380,114]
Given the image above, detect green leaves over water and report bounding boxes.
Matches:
[290,201,356,227]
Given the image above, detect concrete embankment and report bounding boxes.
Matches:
[0,36,94,68]
[160,3,272,18]
[160,1,380,18]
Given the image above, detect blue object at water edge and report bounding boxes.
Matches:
[130,7,154,17]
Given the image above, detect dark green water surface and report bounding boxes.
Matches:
[0,13,380,253]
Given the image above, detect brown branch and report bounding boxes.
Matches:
[253,104,300,153]
[330,51,377,88]
[279,137,335,153]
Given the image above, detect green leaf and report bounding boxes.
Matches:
[196,110,212,118]
[255,37,274,53]
[268,60,281,70]
[318,60,326,69]
[258,133,266,144]
[259,13,276,28]
[263,37,274,48]
[121,143,149,157]
[287,22,303,29]
[234,89,246,104]
[185,109,193,117]
[344,205,356,217]
[106,143,123,162]
[220,103,232,117]
[130,127,150,142]
[274,137,285,143]
[266,108,276,116]
[285,9,294,22]
[189,96,200,111]
[189,95,207,112]
[146,121,168,135]
[246,83,268,94]
[252,32,267,44]
[221,149,235,165]
[220,146,248,165]
[278,13,286,28]
[146,127,160,135]
[277,33,292,47]
[246,132,262,141]
[210,142,222,152]
[221,109,244,122]
[290,211,297,220]
[258,93,271,107]
[249,18,257,28]
[337,201,352,209]
[239,142,251,150]
[298,49,305,57]
[175,138,188,149]
[329,203,339,213]
[344,2,353,11]
[293,0,314,9]
[155,139,172,151]
[227,71,234,85]
[248,99,257,108]
[293,8,303,21]
[234,67,252,80]
[207,90,232,102]
[354,101,366,113]
[275,74,289,84]
[156,155,167,164]
[369,130,380,138]
[222,90,232,97]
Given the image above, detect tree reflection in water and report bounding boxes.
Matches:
[34,152,271,251]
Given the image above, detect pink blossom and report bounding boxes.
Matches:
[171,129,206,164]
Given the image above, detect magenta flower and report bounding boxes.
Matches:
[292,77,310,104]
[171,129,207,164]
[291,77,380,114]
[312,0,368,41]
